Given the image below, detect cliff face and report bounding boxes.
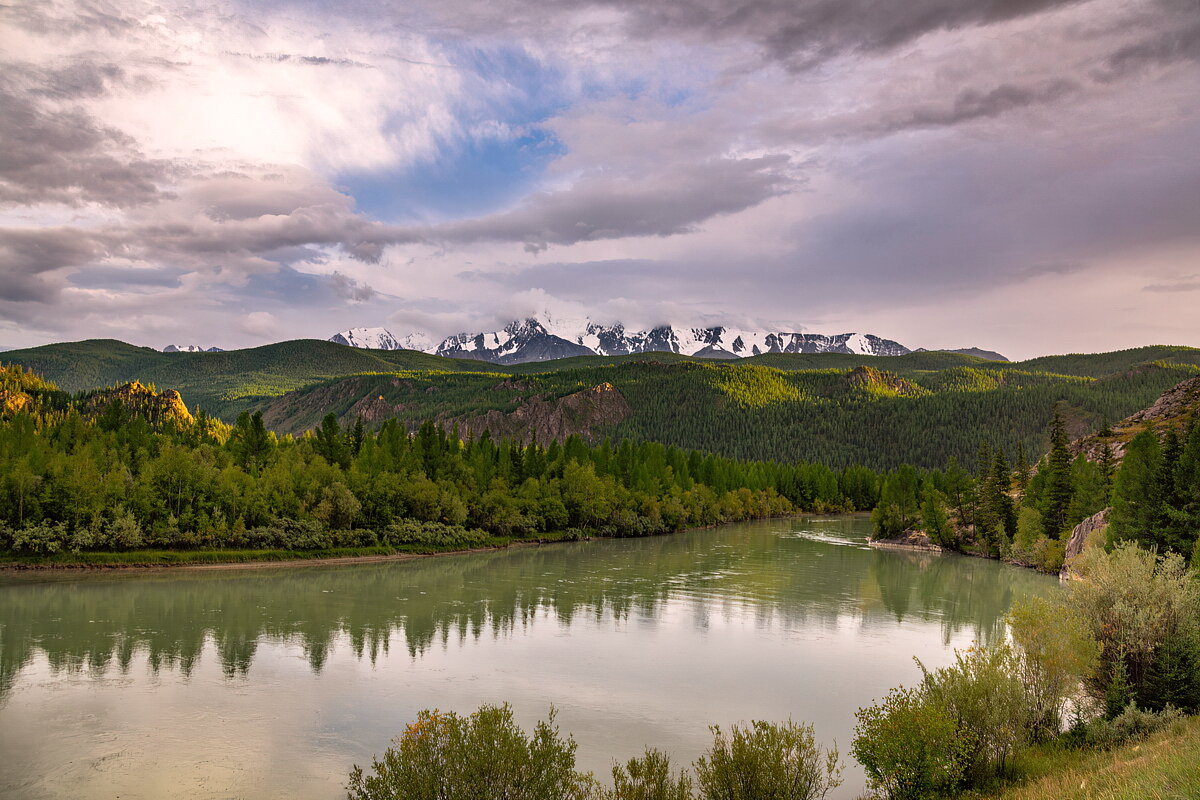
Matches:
[1071,373,1200,462]
[1060,508,1110,581]
[450,383,632,445]
[84,381,194,427]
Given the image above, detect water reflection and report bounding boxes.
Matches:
[0,517,1054,800]
[1,518,1043,697]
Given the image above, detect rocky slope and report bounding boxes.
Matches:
[449,382,632,445]
[83,381,194,427]
[1071,373,1200,461]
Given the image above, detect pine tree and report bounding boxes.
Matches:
[1110,430,1163,550]
[1014,441,1031,492]
[1043,409,1075,537]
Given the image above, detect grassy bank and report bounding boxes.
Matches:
[972,714,1200,800]
[0,531,587,569]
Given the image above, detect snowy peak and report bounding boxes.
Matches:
[329,327,431,352]
[329,318,911,364]
[163,344,223,353]
[432,319,910,364]
[436,318,594,364]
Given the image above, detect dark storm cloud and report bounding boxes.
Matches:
[885,80,1081,132]
[611,0,1088,68]
[328,271,377,301]
[1097,18,1200,80]
[356,0,1088,70]
[436,155,793,249]
[0,84,172,207]
[0,227,108,302]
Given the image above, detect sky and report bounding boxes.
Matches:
[1,0,1198,360]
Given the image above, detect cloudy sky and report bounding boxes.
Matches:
[2,0,1198,358]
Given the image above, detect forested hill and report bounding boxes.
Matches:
[5,338,1199,469]
[260,360,1198,469]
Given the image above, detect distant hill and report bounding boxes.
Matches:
[1,339,495,417]
[916,347,1008,361]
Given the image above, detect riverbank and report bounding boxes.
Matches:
[0,532,580,572]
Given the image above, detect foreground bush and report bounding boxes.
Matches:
[1068,543,1200,713]
[349,708,840,800]
[347,704,596,800]
[852,687,969,800]
[610,749,691,800]
[918,646,1033,783]
[693,720,842,800]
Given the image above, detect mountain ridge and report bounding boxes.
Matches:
[330,317,912,364]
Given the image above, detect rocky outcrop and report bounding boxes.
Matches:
[1060,508,1109,581]
[1071,374,1200,463]
[451,383,632,445]
[869,529,944,552]
[846,365,924,396]
[84,381,194,427]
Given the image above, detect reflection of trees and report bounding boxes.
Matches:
[0,519,1056,702]
[867,547,1055,646]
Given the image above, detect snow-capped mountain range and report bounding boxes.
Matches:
[329,319,911,365]
[163,344,224,353]
[328,328,433,352]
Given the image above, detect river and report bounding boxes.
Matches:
[0,516,1055,799]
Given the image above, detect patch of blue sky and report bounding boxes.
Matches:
[340,42,572,223]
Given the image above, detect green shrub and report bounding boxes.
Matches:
[852,687,969,799]
[10,522,68,554]
[1069,543,1200,713]
[693,719,841,800]
[918,646,1033,782]
[1085,702,1185,750]
[346,704,597,800]
[1007,597,1098,739]
[608,749,692,800]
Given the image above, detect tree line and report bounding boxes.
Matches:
[0,401,888,555]
[871,408,1200,571]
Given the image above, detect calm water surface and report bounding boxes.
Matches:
[0,516,1055,799]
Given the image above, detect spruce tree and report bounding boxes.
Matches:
[1043,409,1075,537]
[1110,430,1163,550]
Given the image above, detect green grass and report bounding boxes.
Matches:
[969,715,1200,800]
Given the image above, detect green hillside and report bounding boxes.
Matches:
[2,339,494,417]
[258,358,1199,469]
[7,338,1199,468]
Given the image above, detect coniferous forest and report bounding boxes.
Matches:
[1,359,1198,568]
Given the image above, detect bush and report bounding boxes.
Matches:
[381,520,492,548]
[10,522,68,554]
[609,749,692,800]
[1069,543,1200,713]
[346,704,596,800]
[852,687,969,800]
[1085,702,1185,750]
[917,646,1032,782]
[1007,597,1098,739]
[693,720,841,800]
